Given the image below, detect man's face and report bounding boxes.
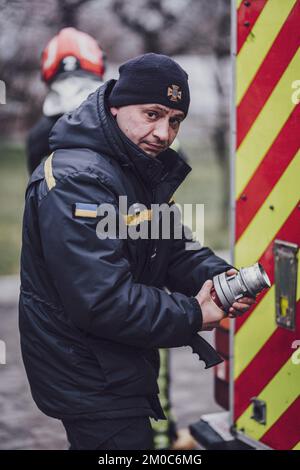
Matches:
[110,103,185,157]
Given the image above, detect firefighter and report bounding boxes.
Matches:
[27,28,182,450]
[19,53,255,450]
[26,27,106,174]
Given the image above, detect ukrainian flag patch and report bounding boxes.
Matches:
[73,203,98,218]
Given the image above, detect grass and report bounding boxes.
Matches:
[0,142,28,275]
[0,139,229,275]
[174,136,230,250]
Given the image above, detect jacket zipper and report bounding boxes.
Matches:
[128,166,154,278]
[147,186,158,273]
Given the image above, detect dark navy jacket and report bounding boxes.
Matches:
[19,80,231,421]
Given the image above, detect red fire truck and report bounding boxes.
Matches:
[192,0,300,450]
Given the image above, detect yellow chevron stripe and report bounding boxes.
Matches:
[234,260,300,379]
[236,0,297,104]
[236,49,300,197]
[236,0,243,9]
[293,441,300,450]
[44,153,56,191]
[234,286,274,380]
[235,151,300,268]
[236,358,300,441]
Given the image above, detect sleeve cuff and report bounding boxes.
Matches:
[188,296,203,332]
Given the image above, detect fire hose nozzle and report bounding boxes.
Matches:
[212,262,271,313]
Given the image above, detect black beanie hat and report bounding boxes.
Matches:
[108,53,190,116]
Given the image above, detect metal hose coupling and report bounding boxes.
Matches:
[212,262,271,313]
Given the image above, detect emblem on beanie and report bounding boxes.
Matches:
[167,84,182,102]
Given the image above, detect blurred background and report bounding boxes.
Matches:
[0,0,231,274]
[0,0,231,449]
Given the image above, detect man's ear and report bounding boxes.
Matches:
[110,107,119,117]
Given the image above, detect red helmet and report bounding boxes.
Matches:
[41,27,106,83]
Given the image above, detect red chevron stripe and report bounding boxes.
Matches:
[235,203,300,333]
[234,300,300,420]
[237,1,300,147]
[236,105,300,241]
[260,398,300,450]
[237,0,268,54]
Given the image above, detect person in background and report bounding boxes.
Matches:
[26,27,106,174]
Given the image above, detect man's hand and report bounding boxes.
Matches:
[195,269,257,331]
[195,279,226,330]
[225,268,256,316]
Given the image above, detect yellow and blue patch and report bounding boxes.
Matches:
[73,203,98,218]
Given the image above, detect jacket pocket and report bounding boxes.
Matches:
[87,338,159,396]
